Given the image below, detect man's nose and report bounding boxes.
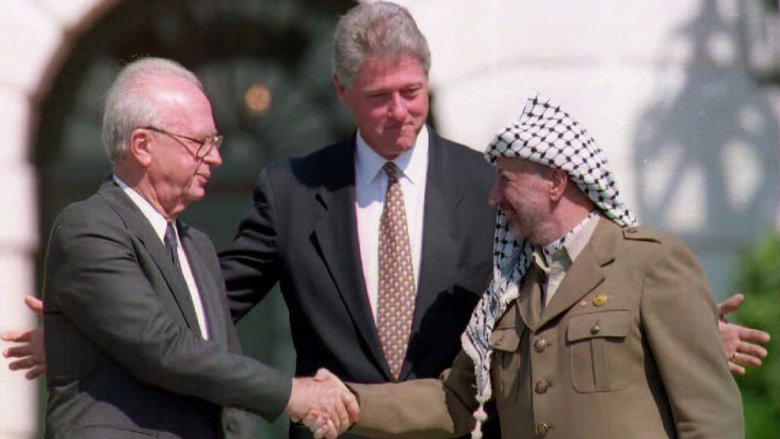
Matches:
[387,92,408,120]
[203,144,223,168]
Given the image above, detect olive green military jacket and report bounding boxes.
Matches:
[351,219,744,439]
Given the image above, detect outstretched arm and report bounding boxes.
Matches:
[3,297,358,434]
[717,293,770,375]
[5,293,772,382]
[220,168,283,322]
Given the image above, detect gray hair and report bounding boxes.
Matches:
[332,1,431,88]
[102,57,203,164]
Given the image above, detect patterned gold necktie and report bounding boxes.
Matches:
[377,162,416,381]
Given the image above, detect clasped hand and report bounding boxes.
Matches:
[286,368,359,439]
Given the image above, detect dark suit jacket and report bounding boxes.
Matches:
[220,132,497,438]
[43,180,291,439]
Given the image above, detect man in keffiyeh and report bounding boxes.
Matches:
[345,93,744,439]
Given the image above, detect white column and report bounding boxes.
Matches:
[0,0,108,436]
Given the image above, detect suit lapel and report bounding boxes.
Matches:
[98,180,201,332]
[310,140,390,378]
[414,134,458,317]
[537,219,617,328]
[400,134,459,379]
[516,264,546,331]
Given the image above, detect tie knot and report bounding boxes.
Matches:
[383,162,399,181]
[532,251,551,275]
[165,222,178,248]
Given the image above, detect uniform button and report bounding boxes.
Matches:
[535,422,552,436]
[591,324,601,334]
[534,338,548,352]
[535,379,550,394]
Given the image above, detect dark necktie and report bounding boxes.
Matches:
[164,222,182,271]
[164,221,209,339]
[377,162,416,381]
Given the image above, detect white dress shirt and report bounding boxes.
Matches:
[536,214,601,306]
[114,176,210,340]
[355,126,429,323]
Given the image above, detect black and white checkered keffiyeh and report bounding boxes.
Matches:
[461,92,636,438]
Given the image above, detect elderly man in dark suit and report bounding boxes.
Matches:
[39,57,356,439]
[341,94,744,439]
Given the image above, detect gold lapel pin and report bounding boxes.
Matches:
[593,293,608,307]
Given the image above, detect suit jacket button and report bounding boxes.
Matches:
[534,338,548,352]
[535,379,550,394]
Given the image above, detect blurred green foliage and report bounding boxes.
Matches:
[733,231,780,439]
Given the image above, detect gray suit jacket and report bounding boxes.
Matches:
[43,180,291,438]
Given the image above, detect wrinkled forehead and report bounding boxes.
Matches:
[352,53,428,86]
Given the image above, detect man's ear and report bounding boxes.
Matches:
[549,168,568,201]
[333,74,349,106]
[128,128,153,168]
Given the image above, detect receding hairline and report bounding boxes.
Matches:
[106,59,203,111]
[133,71,208,120]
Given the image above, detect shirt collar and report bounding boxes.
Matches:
[535,211,601,270]
[113,175,170,243]
[355,125,429,186]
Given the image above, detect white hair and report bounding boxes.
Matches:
[102,57,203,164]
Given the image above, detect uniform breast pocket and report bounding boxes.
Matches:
[567,310,630,393]
[490,325,524,401]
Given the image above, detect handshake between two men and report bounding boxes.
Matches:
[288,369,359,439]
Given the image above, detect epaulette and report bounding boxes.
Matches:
[622,225,662,243]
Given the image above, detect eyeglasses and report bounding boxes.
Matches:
[143,126,223,159]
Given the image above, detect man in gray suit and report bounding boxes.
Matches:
[38,57,356,439]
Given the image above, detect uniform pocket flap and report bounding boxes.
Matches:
[490,327,522,352]
[567,310,630,343]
